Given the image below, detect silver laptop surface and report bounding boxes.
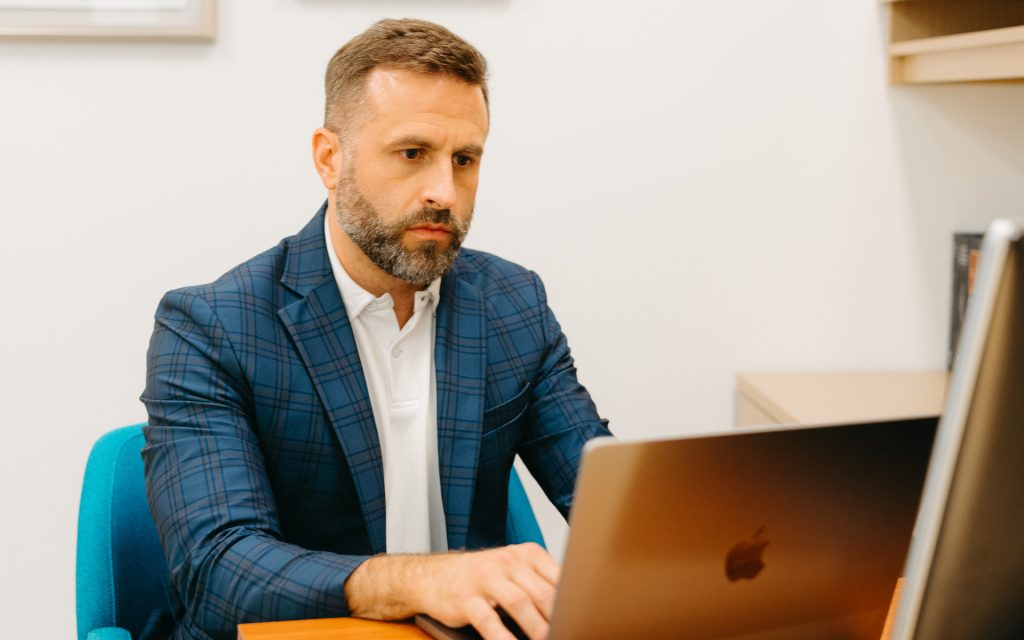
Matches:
[892,219,1024,640]
[543,418,935,640]
[422,417,937,639]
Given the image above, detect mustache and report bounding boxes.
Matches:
[402,208,454,227]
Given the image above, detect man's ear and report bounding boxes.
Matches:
[312,127,343,190]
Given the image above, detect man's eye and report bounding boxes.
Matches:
[453,155,474,167]
[401,149,424,160]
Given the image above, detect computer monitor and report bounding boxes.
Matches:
[892,219,1024,639]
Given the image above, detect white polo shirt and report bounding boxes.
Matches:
[325,217,448,553]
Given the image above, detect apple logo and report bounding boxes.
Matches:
[725,526,768,582]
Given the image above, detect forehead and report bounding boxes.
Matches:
[357,67,489,145]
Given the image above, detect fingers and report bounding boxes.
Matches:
[484,544,558,639]
[514,542,561,587]
[464,595,518,640]
[424,544,562,640]
[487,577,549,640]
[508,563,558,621]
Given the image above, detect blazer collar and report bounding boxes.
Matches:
[277,203,387,553]
[280,201,334,297]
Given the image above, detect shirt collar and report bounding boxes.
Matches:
[325,215,441,321]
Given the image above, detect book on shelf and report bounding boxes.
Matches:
[949,232,983,370]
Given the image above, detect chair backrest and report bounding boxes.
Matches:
[75,425,172,640]
[76,425,545,638]
[506,466,546,549]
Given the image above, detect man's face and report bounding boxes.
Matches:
[334,67,488,286]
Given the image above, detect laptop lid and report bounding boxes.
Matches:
[549,418,936,640]
[892,219,1024,639]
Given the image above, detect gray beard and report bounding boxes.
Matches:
[334,173,472,286]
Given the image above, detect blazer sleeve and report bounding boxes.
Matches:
[518,272,614,520]
[140,289,368,640]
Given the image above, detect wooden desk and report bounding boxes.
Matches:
[238,583,903,640]
[238,617,428,639]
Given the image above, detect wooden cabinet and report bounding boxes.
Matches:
[736,371,949,427]
[882,0,1024,84]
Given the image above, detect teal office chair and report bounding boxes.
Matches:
[76,425,545,640]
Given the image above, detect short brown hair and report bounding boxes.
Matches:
[324,18,489,133]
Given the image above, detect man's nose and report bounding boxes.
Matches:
[420,160,457,210]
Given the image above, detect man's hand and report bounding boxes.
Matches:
[344,542,560,640]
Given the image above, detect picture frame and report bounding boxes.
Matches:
[0,0,216,41]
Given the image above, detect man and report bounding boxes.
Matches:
[142,18,610,640]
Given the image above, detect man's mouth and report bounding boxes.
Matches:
[407,224,452,240]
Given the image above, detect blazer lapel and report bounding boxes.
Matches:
[277,206,387,554]
[435,267,487,550]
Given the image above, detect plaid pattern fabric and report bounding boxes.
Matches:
[141,204,611,640]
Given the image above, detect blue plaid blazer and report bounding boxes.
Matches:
[141,205,611,640]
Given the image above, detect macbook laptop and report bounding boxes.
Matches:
[891,219,1024,640]
[420,415,936,639]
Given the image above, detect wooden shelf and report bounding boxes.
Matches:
[882,0,1024,84]
[735,371,948,427]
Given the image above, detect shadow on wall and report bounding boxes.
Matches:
[891,84,1024,224]
[888,83,1024,343]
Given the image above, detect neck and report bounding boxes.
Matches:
[327,202,421,328]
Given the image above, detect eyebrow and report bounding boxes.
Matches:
[389,135,484,158]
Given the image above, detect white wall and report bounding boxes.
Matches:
[1,1,1022,636]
